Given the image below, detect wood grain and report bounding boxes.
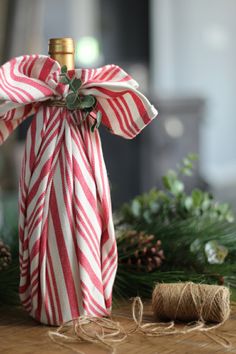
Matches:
[0,302,236,354]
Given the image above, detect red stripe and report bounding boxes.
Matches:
[113,97,137,136]
[103,261,117,290]
[38,57,55,82]
[103,251,117,280]
[95,131,111,227]
[11,57,53,98]
[77,243,104,294]
[34,220,48,321]
[32,118,62,171]
[45,263,56,325]
[50,183,80,319]
[21,295,31,305]
[29,116,36,166]
[72,156,100,217]
[47,247,63,323]
[81,281,108,315]
[27,138,61,206]
[73,194,101,259]
[60,143,96,265]
[102,237,117,269]
[10,59,35,100]
[61,146,101,266]
[119,95,140,132]
[70,119,96,176]
[81,289,104,317]
[29,239,40,263]
[95,66,120,82]
[0,69,20,101]
[128,91,152,125]
[26,200,44,232]
[26,55,39,76]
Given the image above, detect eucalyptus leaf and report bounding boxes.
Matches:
[162,176,171,191]
[131,200,141,218]
[182,158,193,169]
[91,111,102,132]
[156,191,169,201]
[209,211,218,219]
[96,110,102,128]
[143,210,152,224]
[66,92,78,110]
[184,196,193,211]
[218,203,230,214]
[180,167,192,176]
[79,95,96,109]
[120,153,235,226]
[61,65,68,74]
[187,153,198,161]
[60,76,69,84]
[171,180,184,196]
[70,77,82,92]
[201,199,211,211]
[192,189,203,207]
[162,170,180,194]
[66,92,77,104]
[226,212,234,223]
[167,169,177,178]
[149,201,160,214]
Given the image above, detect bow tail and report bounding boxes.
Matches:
[0,103,36,144]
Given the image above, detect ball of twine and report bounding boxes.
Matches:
[152,282,230,323]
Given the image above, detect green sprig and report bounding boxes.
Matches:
[121,154,234,225]
[59,65,102,131]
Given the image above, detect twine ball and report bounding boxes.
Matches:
[152,282,230,323]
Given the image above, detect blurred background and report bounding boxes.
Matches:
[0,0,235,214]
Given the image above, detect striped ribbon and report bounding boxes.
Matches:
[0,55,157,325]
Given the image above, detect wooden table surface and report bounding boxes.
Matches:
[0,301,236,354]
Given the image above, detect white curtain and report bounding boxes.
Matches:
[9,0,44,58]
[0,0,8,64]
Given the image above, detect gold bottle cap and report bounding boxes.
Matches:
[48,37,75,70]
[48,38,74,55]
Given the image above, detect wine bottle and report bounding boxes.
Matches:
[0,38,157,326]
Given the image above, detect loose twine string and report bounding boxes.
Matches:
[47,99,97,128]
[48,282,232,354]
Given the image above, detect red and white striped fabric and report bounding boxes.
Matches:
[0,55,157,325]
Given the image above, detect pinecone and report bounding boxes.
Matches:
[0,240,12,271]
[119,230,165,272]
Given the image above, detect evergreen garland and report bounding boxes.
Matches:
[114,155,236,300]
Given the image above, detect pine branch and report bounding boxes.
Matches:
[0,259,19,305]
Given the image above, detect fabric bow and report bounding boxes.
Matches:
[0,55,157,143]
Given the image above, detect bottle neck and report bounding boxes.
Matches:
[48,38,75,70]
[49,52,74,70]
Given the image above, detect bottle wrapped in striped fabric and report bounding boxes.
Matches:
[0,55,158,325]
